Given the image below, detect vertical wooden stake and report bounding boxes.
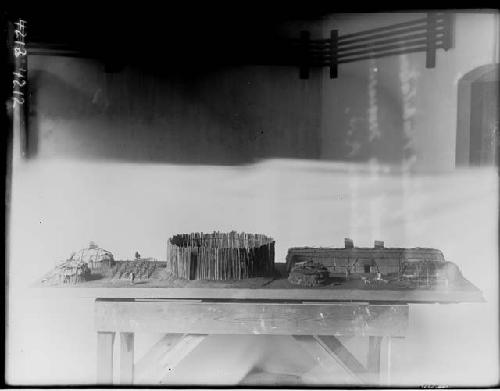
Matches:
[97,332,115,384]
[120,332,134,384]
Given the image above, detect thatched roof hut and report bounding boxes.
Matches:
[41,258,91,285]
[70,242,115,269]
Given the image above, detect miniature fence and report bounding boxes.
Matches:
[166,232,275,280]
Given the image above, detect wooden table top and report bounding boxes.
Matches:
[34,264,484,303]
[33,282,484,303]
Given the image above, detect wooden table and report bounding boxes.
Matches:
[36,275,481,386]
[94,288,414,385]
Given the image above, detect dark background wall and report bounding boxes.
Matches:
[25,12,499,171]
[28,58,322,164]
[24,11,325,164]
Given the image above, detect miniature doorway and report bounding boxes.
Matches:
[455,63,499,166]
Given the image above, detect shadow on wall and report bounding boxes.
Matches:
[27,54,419,167]
[321,61,412,166]
[27,58,323,165]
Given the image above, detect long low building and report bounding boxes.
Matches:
[286,239,446,278]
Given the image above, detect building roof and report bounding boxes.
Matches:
[71,243,114,264]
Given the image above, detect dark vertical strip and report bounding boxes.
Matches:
[443,12,454,51]
[469,82,483,165]
[425,12,436,68]
[189,251,196,280]
[299,30,310,79]
[329,29,338,79]
[18,48,28,157]
[455,76,472,166]
[1,15,13,388]
[10,19,28,157]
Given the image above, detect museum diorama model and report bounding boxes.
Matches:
[40,233,479,297]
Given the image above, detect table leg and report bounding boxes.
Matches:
[135,334,185,383]
[367,336,382,371]
[367,335,396,385]
[120,332,134,384]
[379,336,392,385]
[159,334,207,384]
[97,331,115,384]
[134,333,207,384]
[292,335,365,383]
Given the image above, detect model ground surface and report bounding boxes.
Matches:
[39,262,481,292]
